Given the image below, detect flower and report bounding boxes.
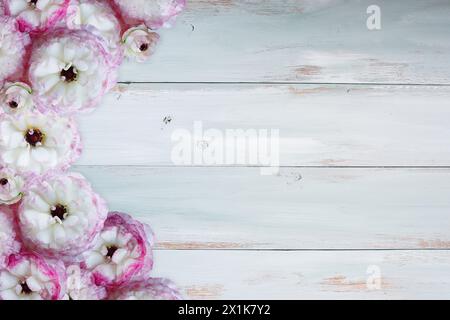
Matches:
[18,172,108,260]
[122,25,159,62]
[0,206,21,268]
[111,0,186,29]
[66,0,123,66]
[0,16,29,83]
[1,0,70,33]
[82,212,154,287]
[0,252,65,300]
[0,82,34,115]
[0,110,81,175]
[28,29,119,114]
[109,278,182,300]
[64,267,107,300]
[0,168,24,205]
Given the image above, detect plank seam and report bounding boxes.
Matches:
[153,248,450,252]
[118,81,450,87]
[74,165,450,169]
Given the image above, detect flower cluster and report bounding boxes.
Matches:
[0,0,186,300]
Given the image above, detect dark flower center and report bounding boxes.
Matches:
[29,0,38,7]
[61,66,78,83]
[8,101,18,109]
[20,281,32,295]
[139,43,149,52]
[0,178,8,186]
[25,128,44,147]
[50,204,68,221]
[106,245,118,259]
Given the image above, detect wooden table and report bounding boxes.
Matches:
[77,0,450,299]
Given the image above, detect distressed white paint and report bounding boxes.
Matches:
[78,84,450,166]
[153,250,450,299]
[72,0,450,299]
[75,166,450,250]
[119,0,450,84]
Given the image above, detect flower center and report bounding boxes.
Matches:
[8,101,18,109]
[106,245,118,259]
[20,281,32,295]
[25,128,44,147]
[50,204,68,221]
[140,43,149,52]
[60,66,78,83]
[29,0,38,8]
[0,178,8,186]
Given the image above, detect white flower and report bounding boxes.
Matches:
[67,0,121,49]
[0,111,81,175]
[0,167,24,205]
[0,253,64,300]
[0,82,34,115]
[0,207,21,268]
[0,16,29,83]
[29,29,117,114]
[111,0,186,29]
[4,0,70,32]
[18,172,108,259]
[83,212,153,287]
[122,25,159,62]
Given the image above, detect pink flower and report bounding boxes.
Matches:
[66,0,124,66]
[110,0,186,29]
[28,28,119,115]
[122,25,159,63]
[109,278,183,300]
[0,206,21,268]
[0,252,65,300]
[0,16,30,84]
[64,266,107,300]
[82,211,154,287]
[18,172,108,261]
[1,0,70,33]
[0,110,82,175]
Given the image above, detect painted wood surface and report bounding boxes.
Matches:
[118,0,450,84]
[75,166,450,250]
[78,83,450,166]
[73,0,450,299]
[152,250,450,299]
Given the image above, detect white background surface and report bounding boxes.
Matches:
[77,0,450,299]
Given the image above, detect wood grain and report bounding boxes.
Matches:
[118,0,450,84]
[75,166,450,250]
[152,250,450,299]
[78,83,450,166]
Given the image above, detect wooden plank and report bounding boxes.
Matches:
[152,250,450,299]
[78,83,450,166]
[75,166,450,250]
[118,0,450,84]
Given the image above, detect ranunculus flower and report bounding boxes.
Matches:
[109,278,182,300]
[29,29,119,114]
[0,206,21,268]
[110,0,186,29]
[82,211,154,287]
[0,168,24,205]
[0,252,65,300]
[18,172,108,260]
[122,25,159,62]
[0,82,34,115]
[1,0,70,33]
[64,266,107,300]
[0,16,29,83]
[0,110,82,175]
[66,0,123,66]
